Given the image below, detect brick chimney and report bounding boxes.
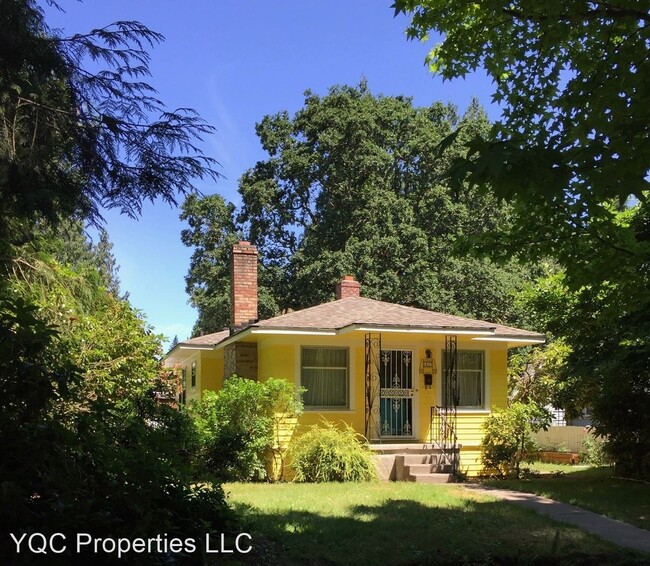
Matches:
[336,275,361,299]
[230,241,258,327]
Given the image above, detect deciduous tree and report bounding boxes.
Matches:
[395,0,650,477]
[183,85,535,334]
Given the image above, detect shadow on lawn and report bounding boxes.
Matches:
[226,495,645,566]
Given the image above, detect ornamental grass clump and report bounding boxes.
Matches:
[290,420,377,482]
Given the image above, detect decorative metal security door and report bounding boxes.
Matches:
[380,350,414,437]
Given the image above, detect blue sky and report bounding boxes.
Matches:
[43,1,500,346]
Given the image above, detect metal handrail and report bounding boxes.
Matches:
[430,405,459,474]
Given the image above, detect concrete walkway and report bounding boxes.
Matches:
[461,484,650,554]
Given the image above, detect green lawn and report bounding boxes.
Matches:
[528,461,593,474]
[483,465,650,531]
[222,481,644,565]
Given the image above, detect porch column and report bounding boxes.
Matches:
[364,333,382,441]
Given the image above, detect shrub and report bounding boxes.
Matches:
[580,433,614,466]
[538,441,569,453]
[0,295,232,560]
[290,420,377,482]
[189,376,302,481]
[481,402,551,478]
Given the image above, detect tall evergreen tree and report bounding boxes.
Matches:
[0,0,218,257]
[0,1,230,551]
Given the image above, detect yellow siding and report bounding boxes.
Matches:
[488,348,508,410]
[268,414,299,481]
[459,448,484,476]
[200,350,223,394]
[457,413,489,446]
[257,335,366,434]
[189,332,512,477]
[258,342,294,385]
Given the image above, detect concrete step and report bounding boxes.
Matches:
[406,463,453,475]
[402,454,451,466]
[409,473,453,484]
[369,443,451,455]
[402,454,432,466]
[407,463,434,474]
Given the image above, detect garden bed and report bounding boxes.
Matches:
[536,450,581,465]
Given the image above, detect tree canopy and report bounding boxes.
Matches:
[393,0,649,282]
[0,1,230,551]
[0,0,218,249]
[395,0,650,476]
[183,84,537,336]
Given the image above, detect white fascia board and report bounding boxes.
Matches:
[472,336,546,344]
[215,327,337,350]
[214,327,253,350]
[343,324,495,336]
[178,344,217,350]
[250,328,337,336]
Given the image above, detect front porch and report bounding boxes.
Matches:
[364,333,461,482]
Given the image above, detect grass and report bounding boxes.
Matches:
[483,465,650,531]
[222,481,644,565]
[527,461,593,474]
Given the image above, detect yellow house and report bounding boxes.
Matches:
[165,241,545,479]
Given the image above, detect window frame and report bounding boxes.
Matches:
[441,349,486,410]
[300,346,350,411]
[191,361,197,388]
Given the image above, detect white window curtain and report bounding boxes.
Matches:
[444,350,484,408]
[301,348,348,408]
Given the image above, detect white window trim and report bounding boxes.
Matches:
[298,345,352,412]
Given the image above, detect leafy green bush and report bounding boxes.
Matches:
[481,402,551,478]
[0,292,232,562]
[189,376,302,481]
[290,420,377,482]
[580,433,613,466]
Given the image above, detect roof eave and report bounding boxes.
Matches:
[472,335,546,346]
[340,323,496,336]
[225,323,498,339]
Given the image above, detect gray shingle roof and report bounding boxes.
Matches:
[173,297,544,352]
[178,329,229,347]
[254,296,543,339]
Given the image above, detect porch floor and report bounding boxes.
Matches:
[369,442,440,455]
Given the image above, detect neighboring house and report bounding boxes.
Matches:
[165,241,545,477]
[546,407,593,428]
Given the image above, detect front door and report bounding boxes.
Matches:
[379,349,415,437]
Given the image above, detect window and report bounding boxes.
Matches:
[443,350,485,409]
[191,362,196,388]
[180,368,187,404]
[301,347,349,409]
